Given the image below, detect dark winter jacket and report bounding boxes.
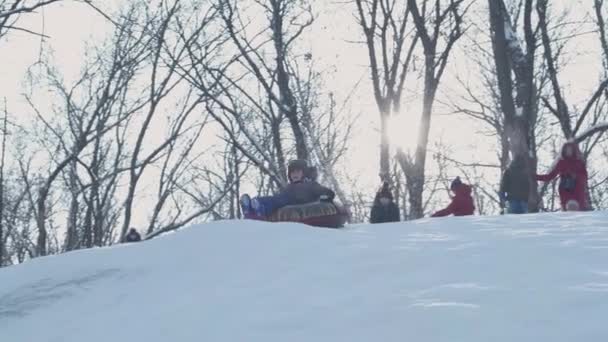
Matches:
[499,156,530,202]
[125,229,142,242]
[370,201,400,223]
[279,180,335,206]
[536,142,588,210]
[431,183,475,217]
[370,182,400,223]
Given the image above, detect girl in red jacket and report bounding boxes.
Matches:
[431,177,475,217]
[536,142,589,211]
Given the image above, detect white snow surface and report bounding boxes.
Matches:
[2,212,608,341]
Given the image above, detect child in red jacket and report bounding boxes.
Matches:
[431,177,475,217]
[536,142,588,211]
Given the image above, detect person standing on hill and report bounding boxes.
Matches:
[536,142,589,211]
[499,155,530,214]
[431,177,475,217]
[370,182,400,224]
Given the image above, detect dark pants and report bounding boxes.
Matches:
[507,200,528,214]
[254,193,290,216]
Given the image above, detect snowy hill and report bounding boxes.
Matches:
[2,212,608,342]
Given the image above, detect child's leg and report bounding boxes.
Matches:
[507,200,528,214]
[252,196,276,216]
[515,200,528,214]
[254,194,291,216]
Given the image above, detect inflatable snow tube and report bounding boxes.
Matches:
[246,202,349,228]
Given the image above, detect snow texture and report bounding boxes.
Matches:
[2,212,608,341]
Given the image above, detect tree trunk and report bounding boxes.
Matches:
[489,0,540,212]
[121,178,139,241]
[271,120,287,181]
[83,201,93,248]
[65,186,80,251]
[379,109,390,181]
[35,188,48,257]
[272,0,308,161]
[407,66,438,219]
[0,107,6,265]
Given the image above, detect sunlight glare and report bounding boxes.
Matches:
[387,112,420,153]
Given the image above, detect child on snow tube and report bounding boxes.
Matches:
[431,177,475,217]
[240,160,343,225]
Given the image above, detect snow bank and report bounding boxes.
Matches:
[2,212,608,341]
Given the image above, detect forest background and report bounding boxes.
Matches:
[0,0,606,265]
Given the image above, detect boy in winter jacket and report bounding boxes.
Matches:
[241,160,335,217]
[370,182,400,223]
[431,177,475,217]
[499,155,530,214]
[536,142,589,211]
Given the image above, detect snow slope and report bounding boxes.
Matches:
[2,212,608,341]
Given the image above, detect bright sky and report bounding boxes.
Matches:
[0,0,605,227]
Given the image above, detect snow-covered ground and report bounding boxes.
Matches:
[2,212,608,341]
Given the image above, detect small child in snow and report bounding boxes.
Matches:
[370,182,400,224]
[536,142,589,211]
[125,228,142,242]
[431,177,475,217]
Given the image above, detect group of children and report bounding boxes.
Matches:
[239,141,589,223]
[371,141,589,221]
[498,142,588,213]
[368,175,475,223]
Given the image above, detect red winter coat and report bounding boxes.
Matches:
[536,142,588,210]
[431,184,475,217]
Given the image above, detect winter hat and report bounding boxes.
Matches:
[450,177,462,191]
[288,159,308,179]
[306,166,318,181]
[377,182,393,200]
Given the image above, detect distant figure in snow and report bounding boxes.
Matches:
[536,142,589,211]
[370,182,400,224]
[241,160,335,217]
[431,177,475,217]
[499,154,530,214]
[125,228,142,242]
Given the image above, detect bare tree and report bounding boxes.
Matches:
[22,1,156,255]
[485,0,545,211]
[0,0,62,39]
[295,61,358,205]
[354,0,418,181]
[537,1,608,142]
[218,0,312,162]
[0,99,7,265]
[183,0,327,191]
[535,0,608,209]
[118,1,217,240]
[395,0,468,219]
